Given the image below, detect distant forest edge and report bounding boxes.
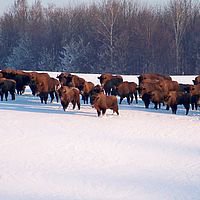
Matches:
[0,0,200,75]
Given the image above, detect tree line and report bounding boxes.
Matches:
[0,0,199,75]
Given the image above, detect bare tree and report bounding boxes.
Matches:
[95,0,120,70]
[168,0,192,74]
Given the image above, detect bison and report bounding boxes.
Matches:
[98,73,123,95]
[164,91,191,115]
[29,72,51,104]
[1,69,31,95]
[57,85,80,111]
[48,77,60,103]
[139,81,163,108]
[159,80,179,96]
[114,81,138,104]
[0,78,16,101]
[138,73,172,86]
[57,73,85,92]
[91,92,119,117]
[81,81,95,104]
[150,90,165,109]
[189,84,200,110]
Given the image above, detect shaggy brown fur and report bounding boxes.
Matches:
[58,86,80,111]
[115,81,138,104]
[91,92,119,117]
[98,73,123,95]
[164,91,190,115]
[29,72,51,104]
[81,81,95,104]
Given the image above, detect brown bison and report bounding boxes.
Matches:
[98,73,123,95]
[56,72,70,85]
[48,78,60,103]
[81,81,95,104]
[1,69,31,95]
[192,75,200,85]
[138,78,161,96]
[0,78,16,101]
[29,72,51,104]
[164,91,191,115]
[150,90,165,109]
[189,84,200,110]
[114,81,138,104]
[139,81,163,108]
[91,84,104,94]
[91,92,119,117]
[138,73,172,86]
[159,80,179,95]
[57,73,85,91]
[57,85,80,111]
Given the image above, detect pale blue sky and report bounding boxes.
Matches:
[0,0,167,16]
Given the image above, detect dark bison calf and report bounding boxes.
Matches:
[0,79,16,101]
[57,86,80,111]
[91,92,119,117]
[164,91,190,115]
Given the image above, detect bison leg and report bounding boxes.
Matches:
[113,106,119,115]
[154,102,158,110]
[77,101,80,110]
[49,92,54,103]
[134,92,138,104]
[11,92,15,100]
[5,91,8,101]
[144,100,150,108]
[1,93,3,101]
[97,110,101,117]
[184,104,190,115]
[119,97,123,104]
[102,108,106,115]
[55,92,59,103]
[95,106,101,117]
[171,105,177,114]
[127,95,130,105]
[44,94,48,104]
[62,101,69,111]
[72,101,76,109]
[40,96,44,103]
[82,95,85,104]
[130,94,134,104]
[85,95,89,104]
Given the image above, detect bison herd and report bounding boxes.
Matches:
[0,69,200,116]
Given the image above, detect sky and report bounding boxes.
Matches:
[0,0,166,16]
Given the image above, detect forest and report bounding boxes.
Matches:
[0,0,199,75]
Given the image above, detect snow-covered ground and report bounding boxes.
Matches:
[0,72,199,200]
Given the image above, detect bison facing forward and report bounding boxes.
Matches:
[91,92,119,117]
[57,86,80,111]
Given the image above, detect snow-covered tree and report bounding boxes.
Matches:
[6,34,34,69]
[38,48,57,71]
[59,37,91,72]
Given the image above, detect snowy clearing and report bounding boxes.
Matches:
[0,73,200,200]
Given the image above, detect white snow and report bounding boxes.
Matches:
[0,72,200,200]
